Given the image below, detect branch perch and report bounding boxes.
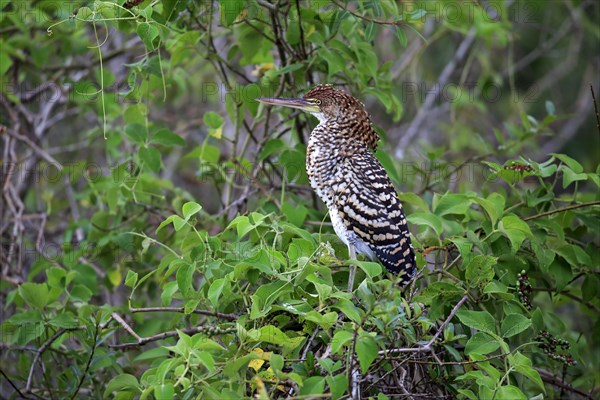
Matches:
[378,295,469,364]
[129,307,238,321]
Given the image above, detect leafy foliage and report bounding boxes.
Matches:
[1,1,599,399]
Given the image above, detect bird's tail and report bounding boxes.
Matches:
[371,236,416,286]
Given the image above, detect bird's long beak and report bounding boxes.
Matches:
[256,97,320,113]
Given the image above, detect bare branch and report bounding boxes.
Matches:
[395,28,476,158]
[25,327,84,393]
[111,313,142,341]
[129,306,238,321]
[379,295,469,363]
[523,201,600,221]
[591,85,600,136]
[109,325,235,350]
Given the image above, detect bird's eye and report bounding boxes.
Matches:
[314,99,321,105]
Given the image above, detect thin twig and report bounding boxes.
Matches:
[70,323,99,400]
[379,295,469,363]
[330,0,408,28]
[111,313,142,341]
[4,128,63,170]
[1,368,32,399]
[591,85,600,136]
[404,352,509,365]
[532,287,600,314]
[109,325,235,349]
[396,28,476,157]
[129,306,238,321]
[523,201,600,221]
[25,327,83,393]
[301,326,320,361]
[537,369,594,400]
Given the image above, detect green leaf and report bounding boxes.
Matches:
[182,201,202,219]
[508,351,545,392]
[465,332,500,355]
[137,22,159,50]
[282,202,308,227]
[397,192,430,212]
[551,153,583,173]
[333,299,362,323]
[223,353,260,378]
[207,278,226,308]
[125,123,147,144]
[219,0,243,26]
[258,139,286,161]
[76,6,93,21]
[139,146,161,173]
[355,260,382,279]
[409,9,427,20]
[187,143,221,163]
[501,314,531,338]
[161,281,178,306]
[465,255,496,288]
[204,111,223,128]
[326,374,348,400]
[197,351,215,372]
[356,334,378,374]
[204,111,224,138]
[304,311,338,330]
[251,325,304,354]
[434,193,471,216]
[176,263,194,297]
[456,310,496,334]
[104,374,140,397]
[483,281,508,294]
[472,193,505,226]
[70,284,93,302]
[331,331,354,354]
[300,376,325,396]
[285,17,300,45]
[548,258,572,290]
[495,385,527,400]
[0,51,12,76]
[545,100,556,115]
[407,212,443,235]
[270,353,284,371]
[152,129,186,146]
[234,216,253,238]
[561,166,588,188]
[19,283,49,309]
[154,382,174,400]
[274,63,304,76]
[125,270,138,288]
[320,51,346,76]
[498,215,532,253]
[46,267,66,289]
[48,312,78,329]
[156,215,176,233]
[250,281,292,319]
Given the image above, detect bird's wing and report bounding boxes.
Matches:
[333,150,416,283]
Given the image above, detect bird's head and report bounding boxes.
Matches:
[257,84,367,124]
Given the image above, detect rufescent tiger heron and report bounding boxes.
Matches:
[257,84,416,290]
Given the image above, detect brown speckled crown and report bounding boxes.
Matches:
[303,85,380,151]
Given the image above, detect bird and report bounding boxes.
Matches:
[257,84,416,289]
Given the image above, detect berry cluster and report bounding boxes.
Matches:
[535,330,576,365]
[124,0,144,9]
[516,270,533,310]
[504,162,534,172]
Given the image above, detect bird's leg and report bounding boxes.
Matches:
[348,244,356,292]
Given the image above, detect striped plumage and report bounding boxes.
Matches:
[258,84,416,286]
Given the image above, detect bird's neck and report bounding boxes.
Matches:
[314,115,380,152]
